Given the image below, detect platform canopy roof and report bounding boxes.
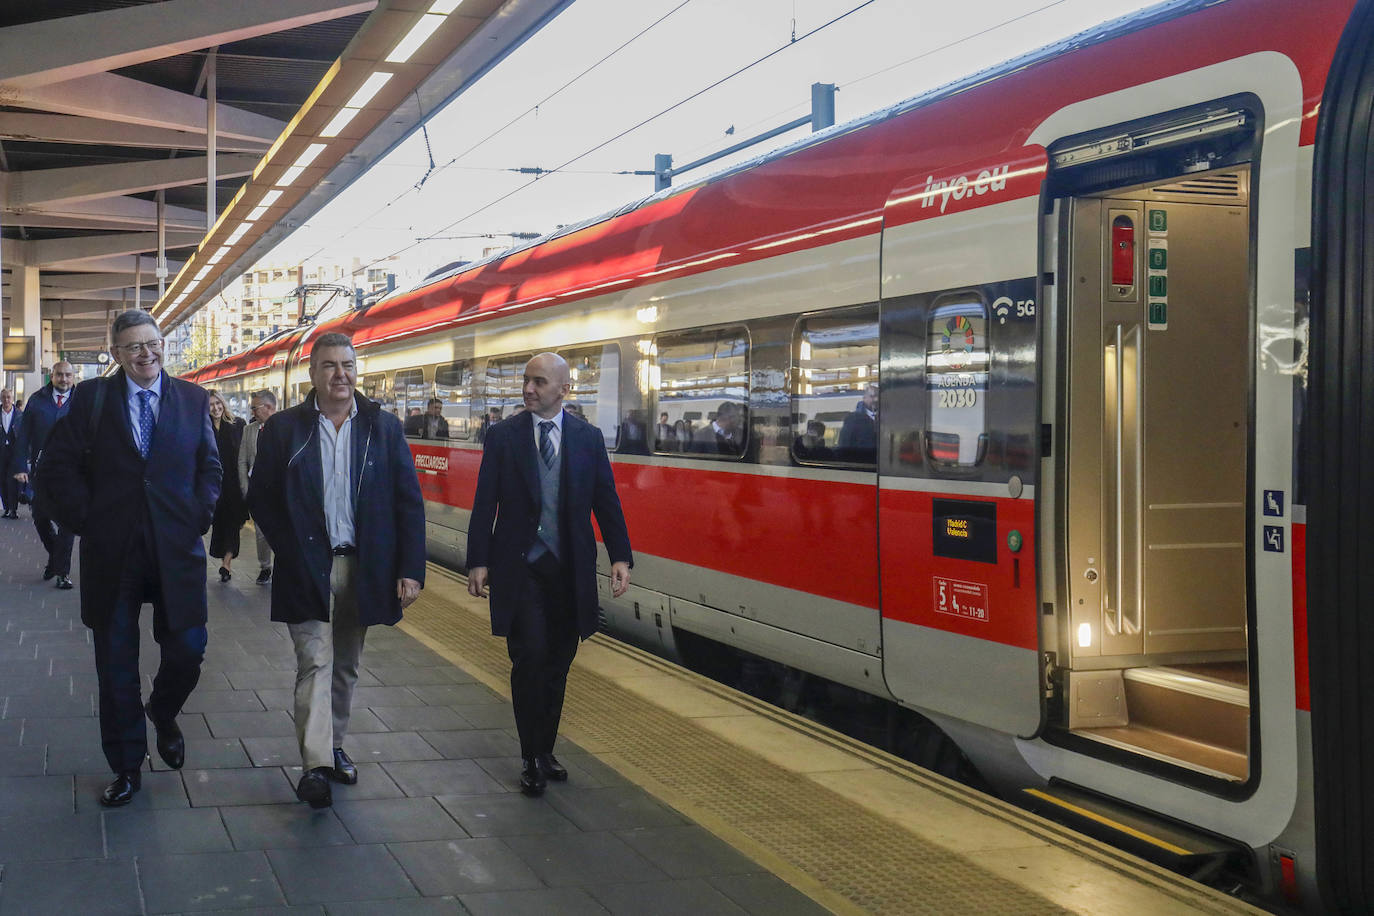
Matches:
[0,0,572,351]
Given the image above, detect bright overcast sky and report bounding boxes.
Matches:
[274,0,1161,284]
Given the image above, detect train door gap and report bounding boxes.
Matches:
[1044,100,1257,786]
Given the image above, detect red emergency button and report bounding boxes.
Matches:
[1111,215,1135,287]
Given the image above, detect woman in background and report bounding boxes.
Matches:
[206,391,248,582]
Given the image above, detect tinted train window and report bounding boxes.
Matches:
[434,361,472,439]
[358,373,394,415]
[480,355,530,440]
[564,345,620,448]
[925,295,989,468]
[655,327,748,458]
[394,368,428,427]
[792,308,878,466]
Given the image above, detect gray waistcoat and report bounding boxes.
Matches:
[529,436,562,562]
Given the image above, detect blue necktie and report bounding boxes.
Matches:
[136,389,155,458]
[538,420,555,469]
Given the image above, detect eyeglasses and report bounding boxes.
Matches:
[113,339,163,355]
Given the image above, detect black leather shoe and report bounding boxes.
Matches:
[42,565,54,581]
[148,711,184,770]
[256,568,272,585]
[219,566,231,582]
[99,771,141,807]
[330,747,358,785]
[536,753,568,782]
[55,576,73,590]
[296,767,333,808]
[519,757,547,797]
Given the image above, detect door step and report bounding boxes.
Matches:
[1123,665,1248,755]
[1022,783,1246,876]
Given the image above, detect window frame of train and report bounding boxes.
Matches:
[434,360,473,439]
[790,304,880,468]
[357,371,394,414]
[562,343,621,450]
[652,324,751,460]
[480,353,534,425]
[393,367,430,422]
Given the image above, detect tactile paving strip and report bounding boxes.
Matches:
[402,586,1252,916]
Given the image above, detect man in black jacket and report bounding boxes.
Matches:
[248,332,426,809]
[10,361,77,587]
[0,388,19,519]
[467,352,632,796]
[39,312,221,807]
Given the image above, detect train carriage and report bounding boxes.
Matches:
[186,0,1374,908]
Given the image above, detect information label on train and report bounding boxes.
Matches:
[932,576,989,622]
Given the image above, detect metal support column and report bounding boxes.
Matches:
[156,189,167,300]
[206,50,217,232]
[133,255,142,310]
[811,83,835,131]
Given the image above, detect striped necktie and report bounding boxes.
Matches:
[538,420,555,469]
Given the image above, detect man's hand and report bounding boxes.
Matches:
[13,472,26,484]
[467,566,489,598]
[397,577,421,609]
[610,561,631,598]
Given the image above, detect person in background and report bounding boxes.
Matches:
[11,361,77,587]
[207,391,248,582]
[405,397,450,439]
[0,389,20,519]
[838,382,878,451]
[466,352,633,797]
[238,389,277,585]
[690,402,745,456]
[655,412,674,449]
[248,332,426,809]
[37,309,220,807]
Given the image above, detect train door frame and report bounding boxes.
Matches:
[1021,53,1310,848]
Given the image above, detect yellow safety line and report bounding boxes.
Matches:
[1023,789,1195,857]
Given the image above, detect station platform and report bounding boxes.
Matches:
[0,513,1263,915]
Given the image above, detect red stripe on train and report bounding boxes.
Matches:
[1292,522,1310,712]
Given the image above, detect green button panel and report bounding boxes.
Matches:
[1148,275,1168,297]
[1148,247,1167,270]
[1149,209,1167,233]
[1148,301,1168,326]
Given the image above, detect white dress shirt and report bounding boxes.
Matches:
[0,408,13,434]
[531,408,564,460]
[318,401,358,549]
[124,373,163,453]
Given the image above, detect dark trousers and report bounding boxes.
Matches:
[0,470,15,513]
[506,558,580,760]
[32,504,74,576]
[92,534,206,774]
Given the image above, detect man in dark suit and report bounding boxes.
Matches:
[11,360,77,587]
[0,389,20,518]
[467,352,633,796]
[403,397,450,439]
[837,382,878,453]
[249,332,426,809]
[38,311,221,808]
[690,401,745,456]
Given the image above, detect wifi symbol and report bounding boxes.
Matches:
[993,296,1012,325]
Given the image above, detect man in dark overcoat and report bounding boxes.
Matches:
[248,332,426,809]
[467,352,633,796]
[10,360,77,588]
[39,311,221,807]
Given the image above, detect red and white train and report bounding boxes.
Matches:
[186,0,1374,907]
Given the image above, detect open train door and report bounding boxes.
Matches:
[876,150,1048,737]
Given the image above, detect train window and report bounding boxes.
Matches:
[358,373,394,415]
[394,368,429,431]
[434,361,473,439]
[924,294,989,468]
[654,327,749,458]
[564,344,620,448]
[792,308,878,466]
[479,355,531,441]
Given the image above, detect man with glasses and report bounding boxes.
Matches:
[238,389,277,585]
[38,310,221,807]
[11,361,78,588]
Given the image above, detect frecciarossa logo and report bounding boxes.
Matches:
[887,148,1047,226]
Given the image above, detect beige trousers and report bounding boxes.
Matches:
[287,555,366,772]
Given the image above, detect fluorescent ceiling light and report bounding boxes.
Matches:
[226,224,250,244]
[344,72,393,109]
[259,190,282,207]
[193,266,211,281]
[247,206,268,221]
[385,14,444,64]
[293,143,327,169]
[276,165,306,187]
[429,0,465,13]
[172,295,187,305]
[206,247,230,265]
[320,107,360,139]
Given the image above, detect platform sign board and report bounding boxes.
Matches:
[61,350,110,365]
[2,337,35,371]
